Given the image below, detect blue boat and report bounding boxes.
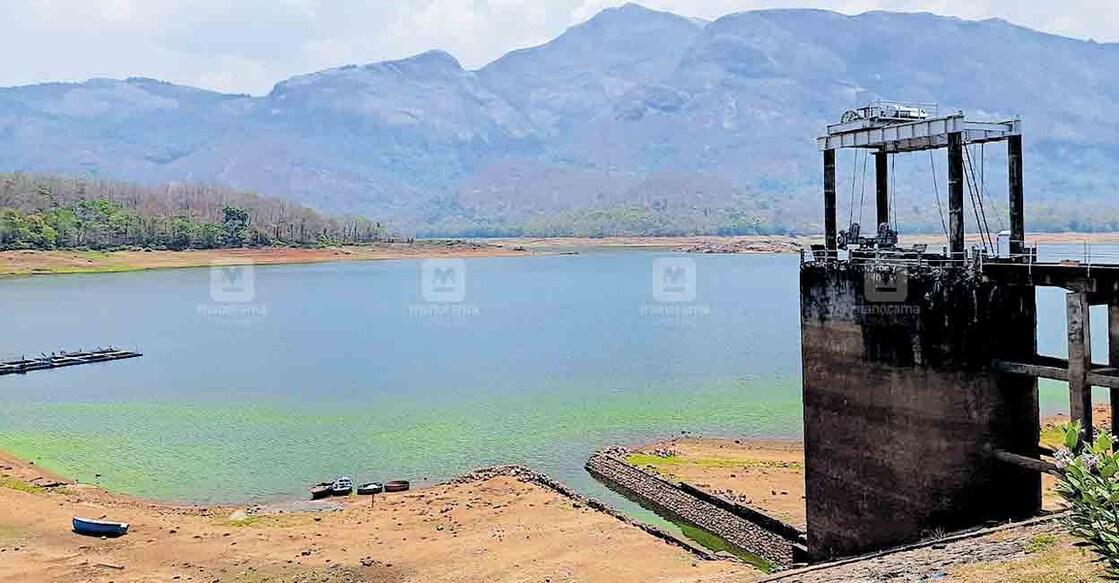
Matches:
[72,517,129,537]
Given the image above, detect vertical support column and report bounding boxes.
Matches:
[824,149,837,259]
[1067,291,1093,445]
[948,132,965,260]
[1110,304,1119,438]
[1008,135,1025,258]
[875,149,889,228]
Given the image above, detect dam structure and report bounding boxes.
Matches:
[800,102,1119,561]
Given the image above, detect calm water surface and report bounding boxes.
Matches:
[0,251,803,514]
[0,246,1111,516]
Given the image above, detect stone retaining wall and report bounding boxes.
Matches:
[586,449,806,567]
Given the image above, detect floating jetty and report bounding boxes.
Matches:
[0,348,142,376]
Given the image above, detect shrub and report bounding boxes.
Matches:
[1054,421,1119,578]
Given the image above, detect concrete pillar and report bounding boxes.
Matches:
[948,132,965,260]
[824,149,837,258]
[875,150,889,228]
[1110,304,1119,437]
[1067,291,1093,444]
[1008,135,1025,258]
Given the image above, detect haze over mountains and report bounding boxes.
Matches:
[2,4,1118,236]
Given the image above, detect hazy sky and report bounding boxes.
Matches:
[5,0,1116,95]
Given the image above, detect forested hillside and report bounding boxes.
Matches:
[0,174,385,250]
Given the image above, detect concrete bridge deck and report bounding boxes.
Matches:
[982,259,1119,303]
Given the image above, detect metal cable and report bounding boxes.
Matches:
[891,154,899,231]
[858,148,869,227]
[963,148,987,251]
[848,149,859,228]
[964,145,995,251]
[929,150,949,238]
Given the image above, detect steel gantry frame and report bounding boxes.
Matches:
[819,113,1023,260]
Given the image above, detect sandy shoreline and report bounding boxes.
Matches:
[0,240,533,277]
[0,450,757,583]
[0,405,1105,581]
[4,231,1118,277]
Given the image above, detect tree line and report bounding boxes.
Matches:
[0,173,387,250]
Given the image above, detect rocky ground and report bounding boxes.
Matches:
[768,518,1101,583]
[672,239,804,254]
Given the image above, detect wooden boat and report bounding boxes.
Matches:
[309,483,332,500]
[332,476,353,496]
[357,482,384,495]
[384,480,410,493]
[72,517,129,537]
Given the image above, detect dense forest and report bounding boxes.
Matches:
[0,174,387,250]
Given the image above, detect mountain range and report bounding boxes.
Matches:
[2,4,1118,236]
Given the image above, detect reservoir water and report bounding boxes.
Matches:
[0,248,1111,515]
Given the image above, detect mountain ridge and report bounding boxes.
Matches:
[1,5,1118,236]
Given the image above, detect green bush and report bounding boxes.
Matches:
[1054,421,1119,577]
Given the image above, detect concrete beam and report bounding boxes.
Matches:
[992,359,1068,382]
[1008,135,1025,257]
[875,150,889,228]
[824,150,837,258]
[991,449,1059,476]
[948,132,965,259]
[981,262,1119,302]
[1068,292,1093,444]
[818,115,1021,153]
[992,357,1119,389]
[1111,305,1119,437]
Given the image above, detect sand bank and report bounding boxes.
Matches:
[0,451,756,583]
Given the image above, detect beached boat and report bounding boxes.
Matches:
[72,517,129,537]
[309,483,332,500]
[384,480,410,493]
[332,476,353,496]
[357,482,383,495]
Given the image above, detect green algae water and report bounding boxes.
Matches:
[0,251,803,513]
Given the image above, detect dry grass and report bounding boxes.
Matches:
[950,532,1106,582]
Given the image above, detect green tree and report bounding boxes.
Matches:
[197,223,224,249]
[23,214,57,249]
[43,208,79,247]
[221,205,250,247]
[0,209,30,248]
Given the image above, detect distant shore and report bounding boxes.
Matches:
[495,232,1119,250]
[0,240,530,277]
[3,232,1119,277]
